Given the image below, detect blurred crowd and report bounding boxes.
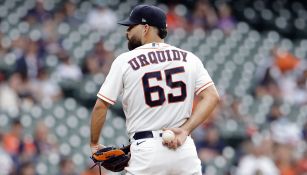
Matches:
[165,0,236,35]
[1,0,306,174]
[0,0,121,174]
[193,47,307,174]
[0,117,105,175]
[255,47,307,105]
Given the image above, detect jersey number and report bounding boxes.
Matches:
[142,67,187,107]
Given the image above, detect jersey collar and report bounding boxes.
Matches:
[135,42,170,50]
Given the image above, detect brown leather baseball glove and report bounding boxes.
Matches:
[90,144,131,173]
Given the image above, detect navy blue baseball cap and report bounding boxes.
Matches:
[118,5,167,29]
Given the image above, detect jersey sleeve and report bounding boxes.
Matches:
[97,57,123,105]
[194,57,214,95]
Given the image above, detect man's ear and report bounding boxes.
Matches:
[143,24,150,36]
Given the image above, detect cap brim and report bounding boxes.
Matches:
[117,18,138,26]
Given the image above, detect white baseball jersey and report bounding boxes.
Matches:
[97,42,213,136]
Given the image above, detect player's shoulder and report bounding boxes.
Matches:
[112,52,132,64]
[115,49,143,60]
[115,52,129,60]
[170,45,200,61]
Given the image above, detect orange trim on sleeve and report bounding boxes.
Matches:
[195,82,214,95]
[97,93,116,105]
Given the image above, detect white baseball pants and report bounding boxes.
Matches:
[125,135,202,175]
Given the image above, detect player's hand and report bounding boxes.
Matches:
[162,127,189,150]
[90,143,105,154]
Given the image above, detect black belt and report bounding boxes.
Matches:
[133,131,162,140]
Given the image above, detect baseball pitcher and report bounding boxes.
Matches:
[90,4,220,175]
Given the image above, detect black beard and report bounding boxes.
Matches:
[128,36,142,51]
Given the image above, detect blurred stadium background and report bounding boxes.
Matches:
[0,0,307,174]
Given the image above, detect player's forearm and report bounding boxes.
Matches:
[90,99,109,145]
[181,85,220,135]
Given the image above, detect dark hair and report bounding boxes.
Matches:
[158,28,167,39]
